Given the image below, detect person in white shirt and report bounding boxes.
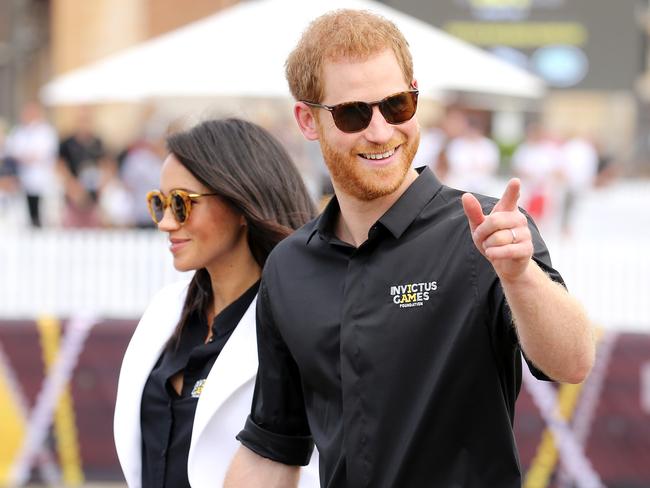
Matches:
[445,116,500,194]
[5,102,58,227]
[558,135,598,235]
[511,123,563,232]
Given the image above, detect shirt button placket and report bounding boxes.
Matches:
[340,248,372,487]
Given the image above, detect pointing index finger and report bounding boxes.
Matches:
[492,178,521,213]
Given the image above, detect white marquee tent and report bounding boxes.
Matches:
[40,0,545,105]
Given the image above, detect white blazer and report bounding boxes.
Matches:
[114,280,319,488]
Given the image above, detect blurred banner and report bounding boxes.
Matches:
[0,320,648,486]
[0,318,132,485]
[379,0,641,90]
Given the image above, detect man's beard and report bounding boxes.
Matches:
[319,128,420,202]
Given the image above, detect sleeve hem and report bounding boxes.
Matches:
[236,416,314,466]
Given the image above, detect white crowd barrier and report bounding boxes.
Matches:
[546,238,650,332]
[0,229,647,330]
[0,229,187,320]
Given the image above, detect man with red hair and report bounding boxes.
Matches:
[226,9,594,488]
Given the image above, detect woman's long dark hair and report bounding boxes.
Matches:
[165,118,316,347]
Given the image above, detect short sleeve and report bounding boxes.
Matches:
[236,277,314,466]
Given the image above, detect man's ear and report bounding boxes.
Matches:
[294,102,320,141]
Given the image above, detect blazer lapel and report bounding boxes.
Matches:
[190,296,258,449]
[114,281,188,487]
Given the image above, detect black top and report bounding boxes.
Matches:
[237,168,559,488]
[140,280,258,488]
[59,135,105,198]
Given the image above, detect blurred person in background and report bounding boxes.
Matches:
[0,118,24,225]
[97,153,135,228]
[57,106,105,227]
[227,9,594,488]
[411,106,468,180]
[593,140,619,188]
[558,133,599,236]
[511,122,563,233]
[5,101,58,227]
[113,118,319,488]
[445,114,500,194]
[120,122,167,229]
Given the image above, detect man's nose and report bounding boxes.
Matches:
[363,106,394,143]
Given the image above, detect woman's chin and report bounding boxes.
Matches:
[172,259,195,273]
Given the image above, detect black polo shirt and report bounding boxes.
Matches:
[237,168,559,488]
[141,281,258,488]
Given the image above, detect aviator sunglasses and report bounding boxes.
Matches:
[146,189,218,225]
[302,88,419,133]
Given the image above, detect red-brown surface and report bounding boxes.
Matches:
[1,322,648,485]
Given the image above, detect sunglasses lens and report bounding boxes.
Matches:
[332,102,373,133]
[380,91,418,125]
[148,194,165,223]
[171,192,188,223]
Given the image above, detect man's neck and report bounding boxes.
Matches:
[334,169,418,247]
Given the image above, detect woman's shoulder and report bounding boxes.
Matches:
[129,279,191,345]
[149,279,192,305]
[138,279,191,325]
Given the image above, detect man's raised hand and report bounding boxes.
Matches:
[461,178,533,281]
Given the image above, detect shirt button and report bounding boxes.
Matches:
[161,448,167,458]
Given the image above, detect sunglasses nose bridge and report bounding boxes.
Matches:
[362,106,396,142]
[377,100,394,123]
[151,192,182,226]
[367,104,385,127]
[157,202,181,228]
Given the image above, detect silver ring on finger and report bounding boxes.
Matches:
[509,228,517,244]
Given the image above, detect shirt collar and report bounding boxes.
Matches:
[306,166,442,244]
[305,194,339,245]
[378,166,441,239]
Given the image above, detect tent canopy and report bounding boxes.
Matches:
[40,0,545,105]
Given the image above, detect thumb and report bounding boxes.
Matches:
[461,192,485,233]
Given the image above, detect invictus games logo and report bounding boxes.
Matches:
[390,281,437,308]
[191,379,207,398]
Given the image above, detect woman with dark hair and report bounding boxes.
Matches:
[113,118,318,488]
